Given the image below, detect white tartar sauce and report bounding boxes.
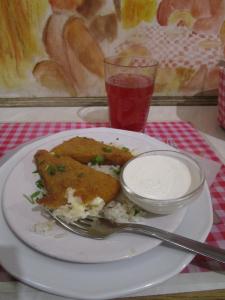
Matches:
[123,155,192,200]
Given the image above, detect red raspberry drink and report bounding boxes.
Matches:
[106,73,154,131]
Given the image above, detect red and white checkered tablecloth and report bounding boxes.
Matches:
[0,121,225,279]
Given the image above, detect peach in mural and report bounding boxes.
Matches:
[0,0,225,98]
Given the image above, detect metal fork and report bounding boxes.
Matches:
[45,209,225,264]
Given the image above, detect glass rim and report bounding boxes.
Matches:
[120,149,205,204]
[104,55,158,68]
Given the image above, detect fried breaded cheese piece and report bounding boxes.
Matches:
[51,136,133,166]
[34,150,120,209]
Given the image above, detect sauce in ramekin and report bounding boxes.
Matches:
[123,155,192,200]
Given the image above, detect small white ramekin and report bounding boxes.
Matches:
[120,150,205,215]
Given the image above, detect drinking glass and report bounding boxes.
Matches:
[104,55,158,132]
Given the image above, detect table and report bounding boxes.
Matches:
[0,105,225,300]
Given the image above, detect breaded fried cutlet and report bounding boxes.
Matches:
[34,150,120,209]
[51,137,133,166]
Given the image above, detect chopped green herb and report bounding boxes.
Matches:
[112,167,121,176]
[56,165,66,172]
[102,146,113,153]
[122,147,129,152]
[46,165,57,176]
[31,190,41,200]
[23,194,36,204]
[45,164,66,175]
[35,179,44,189]
[134,208,140,216]
[24,189,45,205]
[91,155,105,165]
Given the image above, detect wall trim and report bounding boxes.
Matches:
[0,96,217,107]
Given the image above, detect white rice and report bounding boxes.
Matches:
[32,220,55,234]
[33,164,145,233]
[103,191,146,222]
[52,186,145,224]
[53,187,105,223]
[88,163,121,178]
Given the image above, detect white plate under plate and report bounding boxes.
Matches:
[2,128,188,263]
[0,128,213,300]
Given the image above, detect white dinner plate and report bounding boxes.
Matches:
[2,128,187,263]
[0,128,213,299]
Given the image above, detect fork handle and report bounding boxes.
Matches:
[120,223,225,264]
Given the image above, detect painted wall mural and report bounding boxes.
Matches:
[0,0,225,99]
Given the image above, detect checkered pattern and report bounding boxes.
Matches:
[115,24,222,69]
[218,68,225,129]
[1,121,225,278]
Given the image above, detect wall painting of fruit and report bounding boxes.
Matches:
[0,0,224,100]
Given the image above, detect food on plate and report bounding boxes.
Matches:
[34,149,120,209]
[51,136,133,166]
[29,136,145,226]
[122,155,192,200]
